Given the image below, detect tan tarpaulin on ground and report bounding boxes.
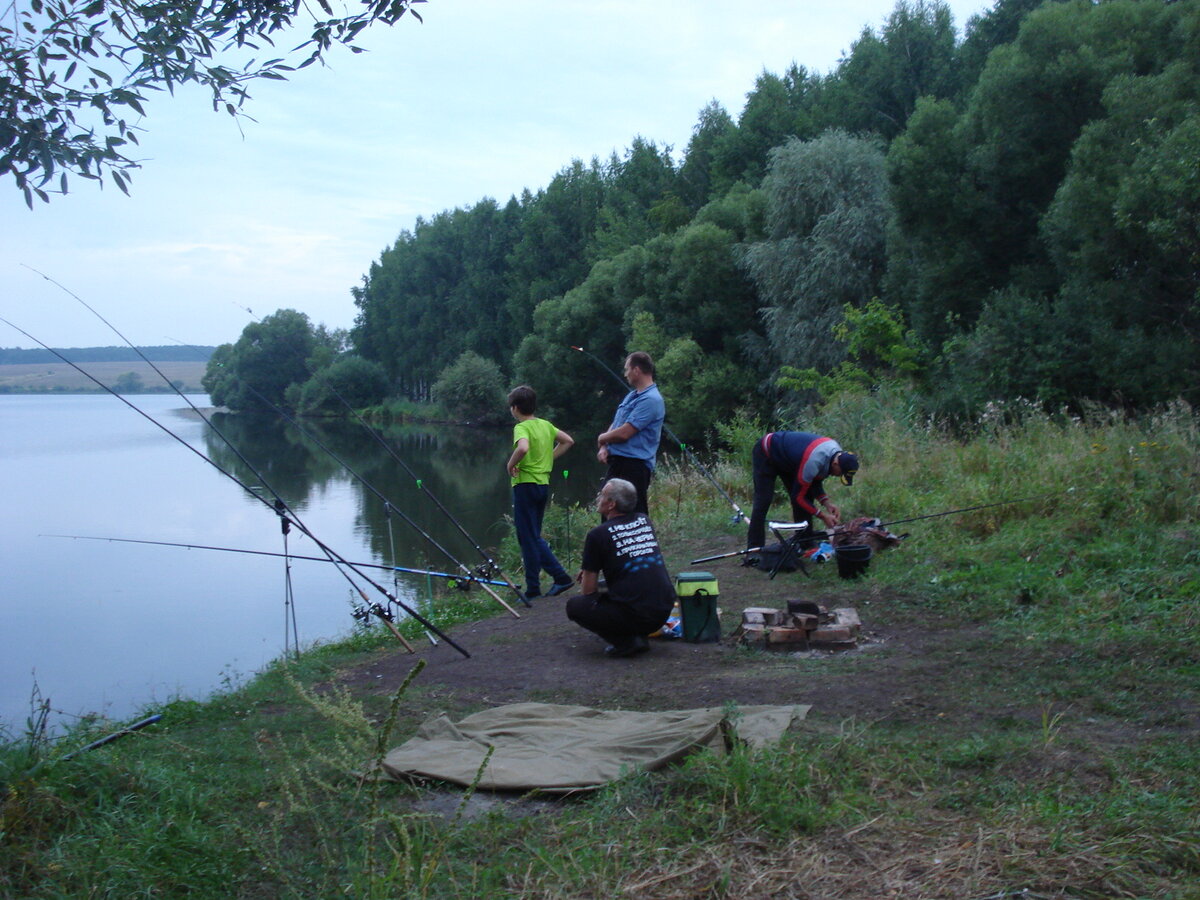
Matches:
[380,702,809,792]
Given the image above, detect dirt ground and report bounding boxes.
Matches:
[338,532,993,731]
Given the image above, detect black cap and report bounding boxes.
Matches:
[838,451,859,485]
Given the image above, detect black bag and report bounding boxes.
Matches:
[752,541,799,573]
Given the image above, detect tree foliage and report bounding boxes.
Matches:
[430,350,505,423]
[343,0,1199,438]
[743,130,892,378]
[202,308,320,412]
[289,354,389,416]
[1,0,424,205]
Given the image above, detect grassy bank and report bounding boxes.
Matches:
[3,394,1198,898]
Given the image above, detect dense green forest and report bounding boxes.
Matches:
[207,0,1199,440]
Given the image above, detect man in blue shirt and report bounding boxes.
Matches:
[596,351,665,515]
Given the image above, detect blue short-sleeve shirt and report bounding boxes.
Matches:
[608,384,665,470]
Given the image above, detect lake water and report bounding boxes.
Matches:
[0,394,605,734]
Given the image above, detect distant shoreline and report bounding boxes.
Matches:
[0,360,210,394]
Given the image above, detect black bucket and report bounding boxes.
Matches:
[835,544,872,579]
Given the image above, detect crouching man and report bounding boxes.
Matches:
[566,478,675,658]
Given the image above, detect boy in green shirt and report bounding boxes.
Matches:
[506,385,575,600]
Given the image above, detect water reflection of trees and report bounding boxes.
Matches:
[203,412,342,508]
[354,424,513,567]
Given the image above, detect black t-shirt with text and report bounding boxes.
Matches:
[581,513,675,617]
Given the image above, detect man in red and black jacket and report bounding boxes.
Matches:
[746,431,859,551]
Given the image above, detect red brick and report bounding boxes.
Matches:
[767,627,809,644]
[810,626,854,642]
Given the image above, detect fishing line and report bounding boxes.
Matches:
[570,344,747,523]
[234,303,529,607]
[2,311,468,657]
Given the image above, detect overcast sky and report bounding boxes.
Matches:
[1,0,992,352]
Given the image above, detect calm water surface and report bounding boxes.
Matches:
[0,394,604,733]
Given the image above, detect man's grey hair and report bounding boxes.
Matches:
[603,478,638,514]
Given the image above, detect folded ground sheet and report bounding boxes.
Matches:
[381,701,809,792]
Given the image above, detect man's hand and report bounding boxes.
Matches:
[597,446,609,464]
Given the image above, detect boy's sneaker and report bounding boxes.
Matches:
[546,579,574,597]
[523,589,542,601]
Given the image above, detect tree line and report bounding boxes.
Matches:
[212,0,1200,440]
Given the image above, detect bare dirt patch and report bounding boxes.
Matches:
[338,534,991,729]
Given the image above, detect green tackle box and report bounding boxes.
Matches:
[675,571,721,643]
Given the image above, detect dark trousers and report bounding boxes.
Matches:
[512,483,569,593]
[747,439,806,550]
[566,592,669,645]
[602,455,653,514]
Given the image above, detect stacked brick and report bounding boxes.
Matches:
[736,603,861,651]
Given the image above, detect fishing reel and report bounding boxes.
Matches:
[351,602,395,624]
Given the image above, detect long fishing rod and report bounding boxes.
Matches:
[233,303,529,608]
[690,545,766,565]
[570,344,747,523]
[199,361,521,618]
[42,535,510,586]
[688,493,1068,567]
[2,312,469,658]
[15,276,448,651]
[4,313,424,653]
[172,334,514,612]
[876,489,1069,530]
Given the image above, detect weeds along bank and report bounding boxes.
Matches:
[2,395,1198,898]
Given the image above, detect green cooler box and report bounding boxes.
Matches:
[676,571,721,643]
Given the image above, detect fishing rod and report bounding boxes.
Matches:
[42,535,510,586]
[690,546,765,565]
[19,277,467,652]
[691,492,1064,564]
[570,344,747,523]
[198,361,521,618]
[171,333,515,612]
[876,489,1069,530]
[60,714,162,762]
[233,303,530,608]
[1,312,469,659]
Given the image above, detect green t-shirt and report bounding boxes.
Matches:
[511,417,560,486]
